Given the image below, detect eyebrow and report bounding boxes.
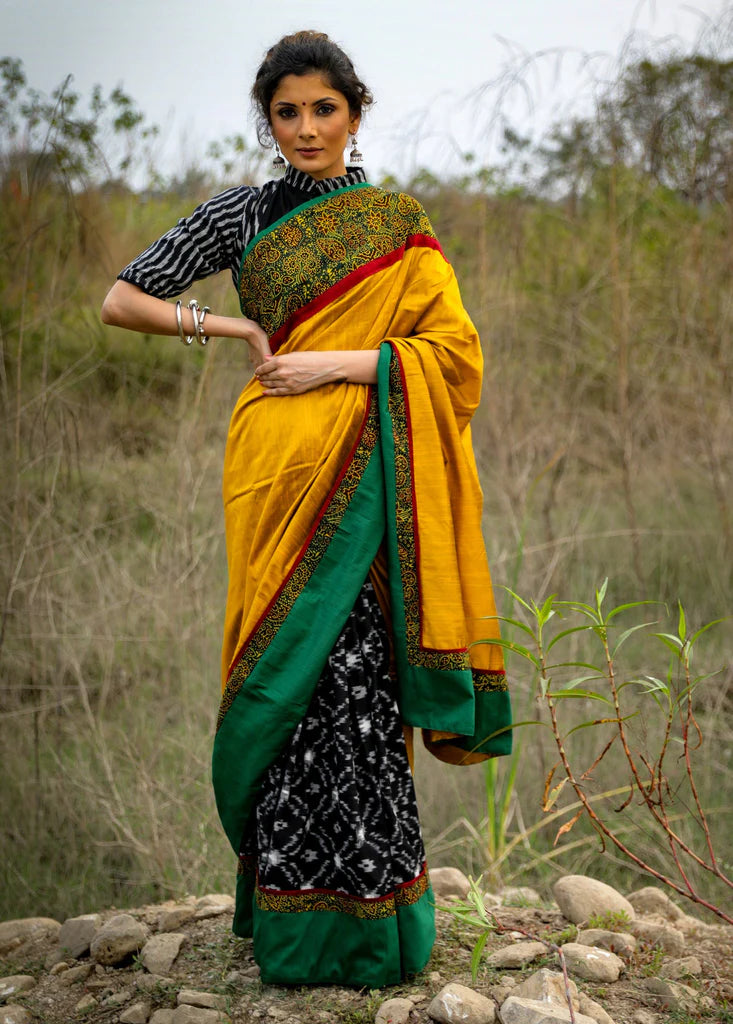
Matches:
[273,96,340,107]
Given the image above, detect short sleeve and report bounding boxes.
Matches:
[118,185,258,298]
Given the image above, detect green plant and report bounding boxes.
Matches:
[585,910,631,931]
[639,945,665,978]
[542,924,578,945]
[482,582,732,923]
[447,877,579,1020]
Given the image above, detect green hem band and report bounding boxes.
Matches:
[252,887,436,987]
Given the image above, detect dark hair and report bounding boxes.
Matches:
[251,30,374,145]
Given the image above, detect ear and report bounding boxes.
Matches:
[349,112,361,135]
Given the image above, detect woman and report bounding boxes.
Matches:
[102,30,511,988]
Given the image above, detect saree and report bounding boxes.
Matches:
[212,182,512,986]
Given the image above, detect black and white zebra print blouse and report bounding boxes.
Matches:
[118,164,368,299]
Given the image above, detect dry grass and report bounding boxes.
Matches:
[1,131,731,923]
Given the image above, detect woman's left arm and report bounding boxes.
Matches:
[254,350,378,396]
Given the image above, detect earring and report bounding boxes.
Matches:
[272,142,285,173]
[348,134,363,164]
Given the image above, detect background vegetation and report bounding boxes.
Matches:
[1,34,731,924]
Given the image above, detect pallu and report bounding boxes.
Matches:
[212,182,512,987]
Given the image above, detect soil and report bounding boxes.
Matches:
[1,898,731,1024]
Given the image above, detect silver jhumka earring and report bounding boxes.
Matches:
[272,142,285,172]
[348,134,363,164]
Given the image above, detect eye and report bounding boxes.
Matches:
[276,108,296,119]
[317,103,336,116]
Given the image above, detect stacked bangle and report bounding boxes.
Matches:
[175,299,211,346]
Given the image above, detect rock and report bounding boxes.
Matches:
[141,933,186,975]
[483,892,502,910]
[136,974,174,991]
[43,946,66,970]
[223,969,258,986]
[196,893,234,909]
[560,942,624,982]
[428,972,442,986]
[578,993,616,1024]
[500,887,542,906]
[640,977,712,1013]
[49,961,70,976]
[576,929,636,957]
[513,968,578,1008]
[177,990,228,1010]
[375,997,415,1023]
[660,955,702,979]
[631,1012,656,1024]
[627,886,684,921]
[158,906,196,932]
[672,913,714,937]
[120,1001,152,1024]
[58,963,93,986]
[0,1007,33,1024]
[0,918,61,954]
[553,876,634,926]
[429,867,471,899]
[193,895,234,920]
[0,976,35,1003]
[57,912,101,958]
[629,919,685,955]
[486,940,546,968]
[150,1012,175,1024]
[105,986,134,1006]
[75,994,99,1012]
[427,983,494,1024]
[173,1008,231,1024]
[499,996,596,1024]
[90,914,149,966]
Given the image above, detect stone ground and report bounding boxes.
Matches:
[1,889,731,1024]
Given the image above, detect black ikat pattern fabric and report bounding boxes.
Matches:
[242,580,425,899]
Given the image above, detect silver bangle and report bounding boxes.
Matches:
[195,303,211,346]
[186,299,200,345]
[186,299,211,346]
[175,300,191,345]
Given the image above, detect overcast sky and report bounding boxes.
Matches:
[4,0,731,181]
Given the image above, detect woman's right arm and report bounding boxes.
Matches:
[101,280,271,364]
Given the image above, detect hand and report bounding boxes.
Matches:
[254,352,345,396]
[243,320,271,370]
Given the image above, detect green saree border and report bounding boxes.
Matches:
[252,885,435,986]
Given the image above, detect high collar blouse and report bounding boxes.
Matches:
[118,164,368,298]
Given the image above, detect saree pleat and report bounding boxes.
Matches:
[212,184,511,985]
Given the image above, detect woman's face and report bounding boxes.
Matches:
[269,72,360,180]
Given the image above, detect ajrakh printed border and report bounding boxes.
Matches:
[239,187,436,340]
[472,668,508,693]
[255,867,429,921]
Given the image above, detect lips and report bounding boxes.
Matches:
[297,148,322,155]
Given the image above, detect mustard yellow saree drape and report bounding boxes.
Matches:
[212,183,511,985]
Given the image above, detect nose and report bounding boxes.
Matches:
[298,111,317,138]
